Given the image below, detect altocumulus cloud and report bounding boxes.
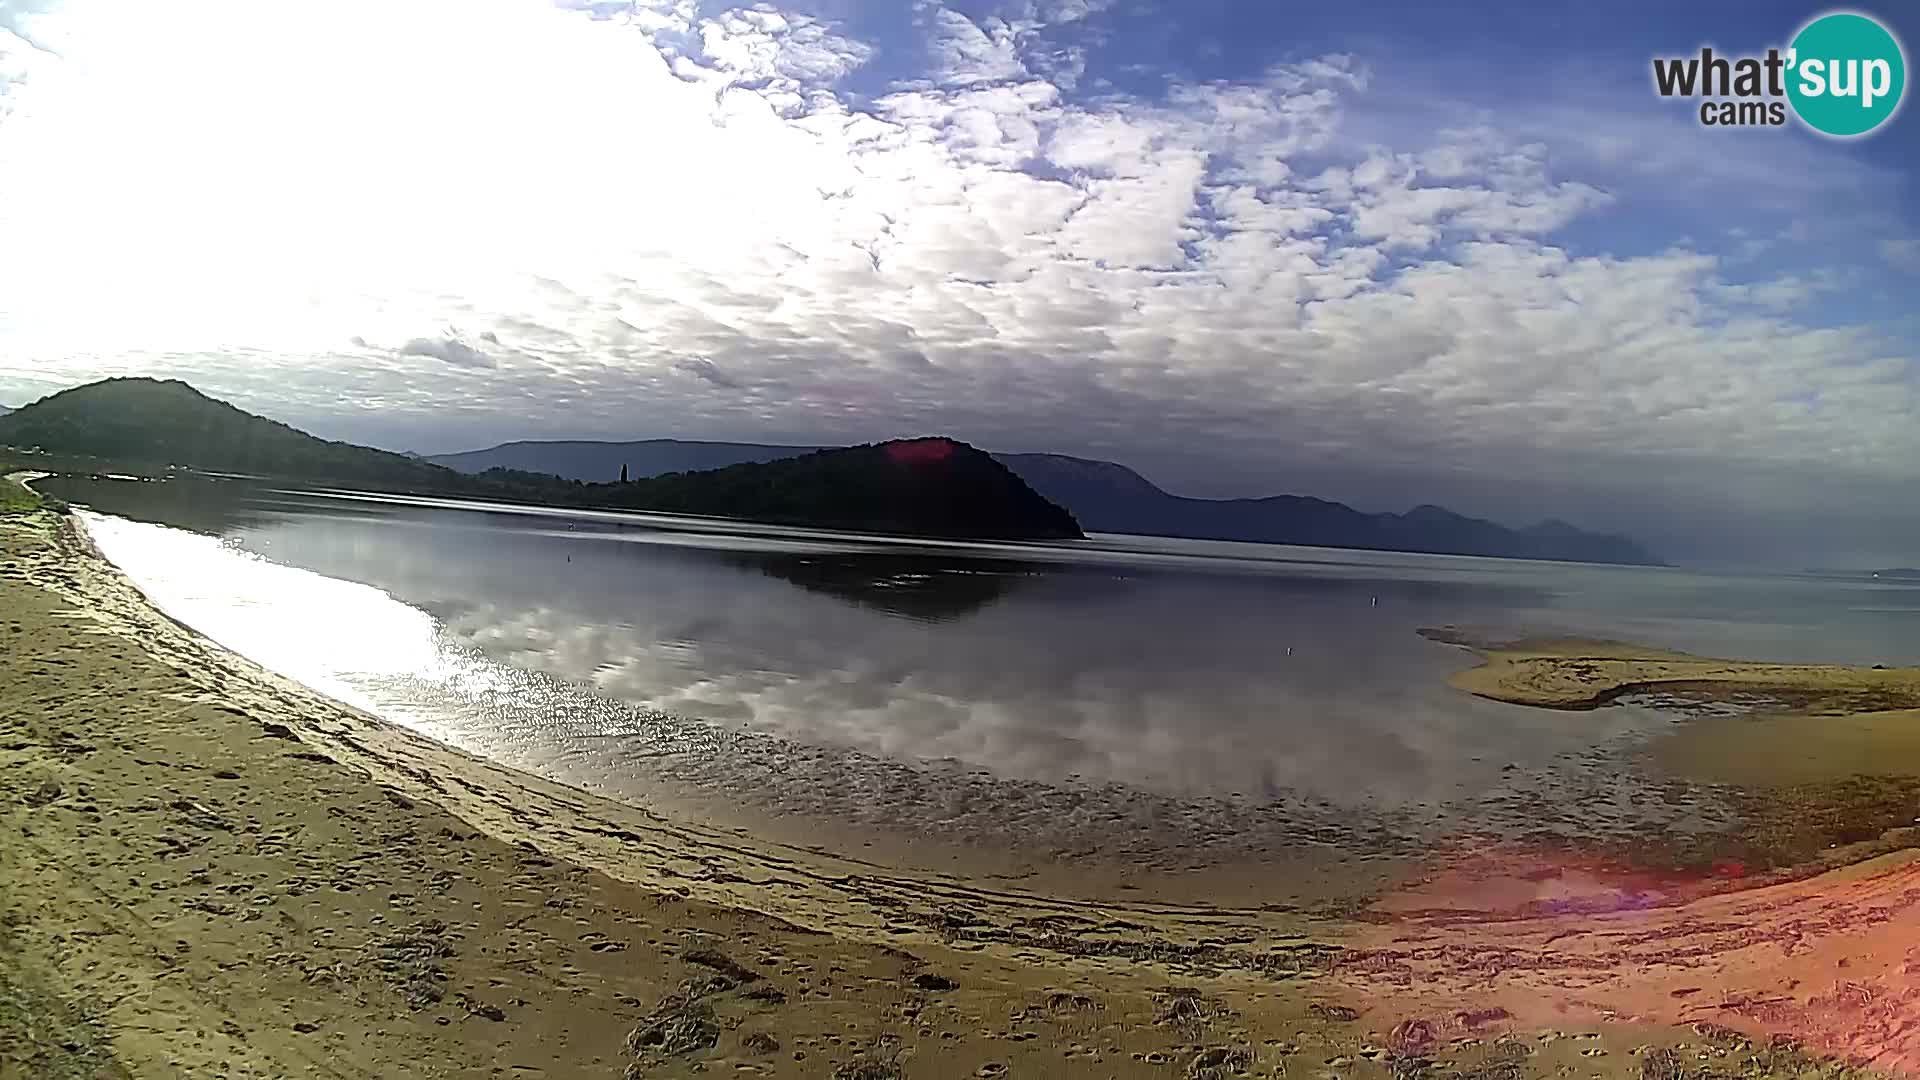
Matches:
[0,0,1914,563]
[399,336,495,370]
[675,357,743,389]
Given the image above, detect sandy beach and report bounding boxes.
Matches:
[5,487,1919,1078]
[1420,627,1920,713]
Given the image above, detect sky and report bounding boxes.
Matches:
[0,0,1916,567]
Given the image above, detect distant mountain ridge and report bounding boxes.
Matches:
[1000,453,1660,565]
[431,438,821,479]
[432,440,1663,565]
[0,379,1082,541]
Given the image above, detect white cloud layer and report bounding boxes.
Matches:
[0,0,1914,562]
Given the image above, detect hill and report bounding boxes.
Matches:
[578,438,1081,541]
[0,380,1083,541]
[0,378,462,490]
[1001,452,1660,565]
[432,437,1661,565]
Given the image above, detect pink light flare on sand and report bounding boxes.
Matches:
[1332,846,1920,1074]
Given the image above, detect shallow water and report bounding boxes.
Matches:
[43,475,1920,882]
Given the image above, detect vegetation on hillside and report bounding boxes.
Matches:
[585,438,1083,540]
[0,379,456,489]
[0,379,1084,541]
[434,440,1664,565]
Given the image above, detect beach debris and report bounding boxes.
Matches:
[1455,1039,1530,1080]
[21,778,61,807]
[1389,1018,1437,1056]
[167,798,231,831]
[1453,1007,1510,1030]
[457,994,506,1022]
[683,947,760,984]
[625,998,720,1059]
[741,1031,781,1056]
[1043,991,1099,1014]
[1390,1056,1435,1080]
[370,920,454,1009]
[1153,986,1230,1034]
[1187,1044,1252,1078]
[1638,1047,1688,1080]
[625,977,731,1063]
[831,1041,907,1080]
[1383,1020,1439,1080]
[740,983,788,1005]
[910,972,956,992]
[1307,1001,1361,1023]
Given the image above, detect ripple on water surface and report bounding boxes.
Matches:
[71,501,1831,901]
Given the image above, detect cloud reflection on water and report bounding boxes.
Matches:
[57,475,1684,814]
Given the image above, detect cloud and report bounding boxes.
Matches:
[1883,236,1920,272]
[0,1,61,124]
[925,8,1026,87]
[0,0,1913,563]
[674,357,742,388]
[399,336,494,370]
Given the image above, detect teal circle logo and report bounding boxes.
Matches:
[1787,12,1907,137]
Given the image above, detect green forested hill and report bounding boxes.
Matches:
[0,378,1083,541]
[586,439,1082,540]
[0,378,458,489]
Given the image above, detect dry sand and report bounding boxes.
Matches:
[2,492,1915,1078]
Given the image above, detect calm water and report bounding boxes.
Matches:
[41,475,1920,872]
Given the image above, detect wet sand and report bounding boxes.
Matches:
[1421,627,1920,712]
[1654,708,1920,787]
[2,488,1914,1078]
[1,497,1359,1078]
[1338,630,1920,1075]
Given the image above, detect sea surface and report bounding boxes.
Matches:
[40,474,1920,878]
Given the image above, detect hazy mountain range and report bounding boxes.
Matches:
[0,379,1082,541]
[0,378,1662,563]
[430,439,1663,565]
[430,439,818,479]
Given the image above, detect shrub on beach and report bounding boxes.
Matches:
[0,479,41,515]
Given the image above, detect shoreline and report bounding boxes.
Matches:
[7,500,1920,1076]
[48,500,1351,944]
[3,494,1386,1079]
[1419,626,1920,712]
